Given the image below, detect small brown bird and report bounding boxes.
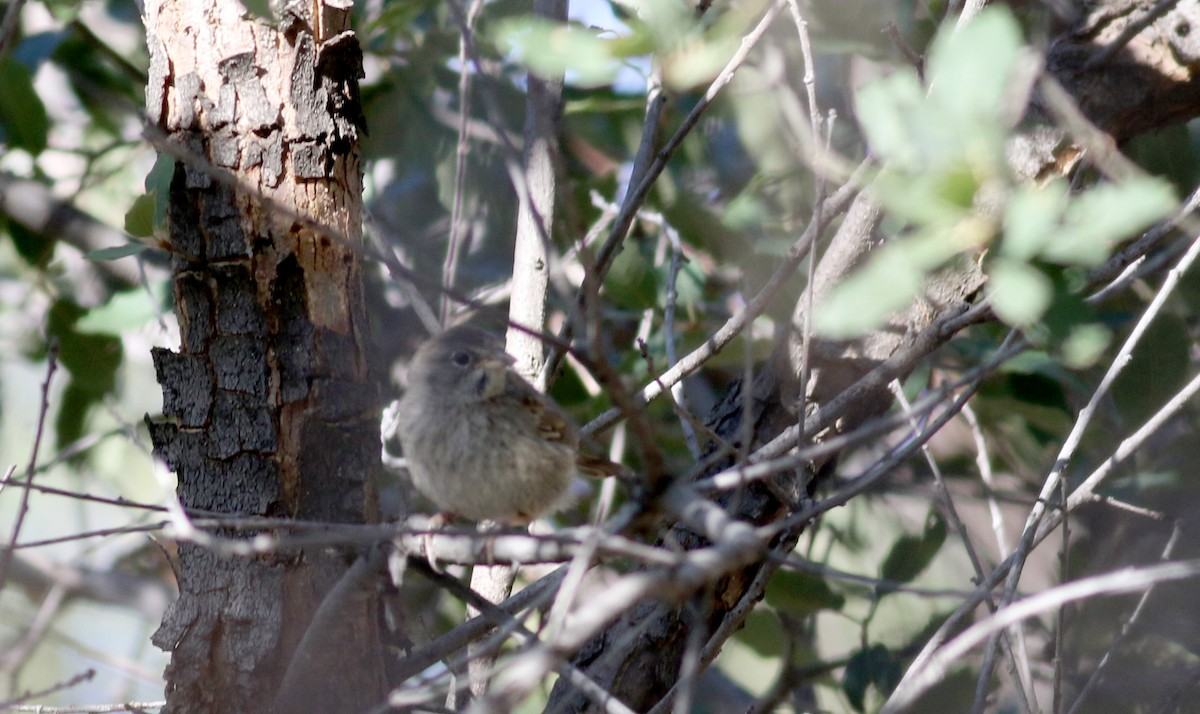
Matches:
[394,325,619,525]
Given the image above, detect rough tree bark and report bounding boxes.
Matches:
[142,0,384,711]
[548,0,1200,710]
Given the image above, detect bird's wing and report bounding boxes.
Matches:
[503,372,577,446]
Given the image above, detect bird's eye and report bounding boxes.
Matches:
[451,351,471,367]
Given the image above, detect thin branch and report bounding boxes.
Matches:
[1070,520,1180,714]
[882,558,1200,713]
[6,702,164,713]
[0,671,97,711]
[0,0,28,57]
[441,0,486,326]
[1085,0,1181,69]
[584,168,864,437]
[1069,369,1200,512]
[954,0,991,31]
[982,229,1200,687]
[0,347,58,594]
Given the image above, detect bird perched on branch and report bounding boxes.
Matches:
[393,325,623,527]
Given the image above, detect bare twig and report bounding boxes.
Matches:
[1067,522,1181,713]
[0,347,58,594]
[0,671,97,711]
[980,229,1200,689]
[1085,0,1181,69]
[0,0,28,57]
[584,169,864,437]
[883,559,1200,713]
[441,0,486,326]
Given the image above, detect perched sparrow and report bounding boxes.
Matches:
[393,325,619,525]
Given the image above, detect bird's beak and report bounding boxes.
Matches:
[477,353,514,398]
[479,352,515,370]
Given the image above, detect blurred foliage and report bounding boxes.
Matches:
[0,0,1199,711]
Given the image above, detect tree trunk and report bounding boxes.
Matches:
[142,0,384,711]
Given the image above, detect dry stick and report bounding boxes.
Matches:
[6,702,164,714]
[954,0,990,31]
[1087,183,1200,303]
[782,554,978,599]
[465,326,1005,712]
[889,384,995,596]
[544,0,788,382]
[583,170,864,437]
[657,216,701,458]
[1051,471,1072,714]
[441,0,486,326]
[754,301,993,466]
[670,585,714,714]
[0,347,58,594]
[506,0,566,389]
[13,523,167,550]
[480,330,1006,713]
[762,356,995,541]
[476,504,768,711]
[0,0,27,57]
[962,403,1009,559]
[636,305,1008,524]
[1085,0,1182,69]
[403,566,637,714]
[976,229,1200,697]
[957,399,1040,702]
[892,372,1041,710]
[462,0,569,700]
[883,559,1200,714]
[892,246,1200,713]
[597,0,785,277]
[1062,369,1200,517]
[917,402,1031,712]
[1067,521,1182,714]
[0,670,97,711]
[2,580,68,681]
[390,568,567,685]
[647,536,797,714]
[0,474,173,514]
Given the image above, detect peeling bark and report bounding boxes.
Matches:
[143,0,383,711]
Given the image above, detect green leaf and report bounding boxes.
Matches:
[814,244,924,338]
[1044,178,1176,266]
[765,569,846,616]
[494,18,623,86]
[736,609,786,658]
[988,259,1053,327]
[0,57,49,155]
[145,153,176,230]
[75,287,162,335]
[927,7,1023,127]
[1003,181,1067,261]
[854,69,927,169]
[85,243,150,261]
[124,194,157,238]
[661,34,739,90]
[42,0,81,22]
[843,644,903,712]
[47,298,124,449]
[1060,323,1111,369]
[878,508,947,595]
